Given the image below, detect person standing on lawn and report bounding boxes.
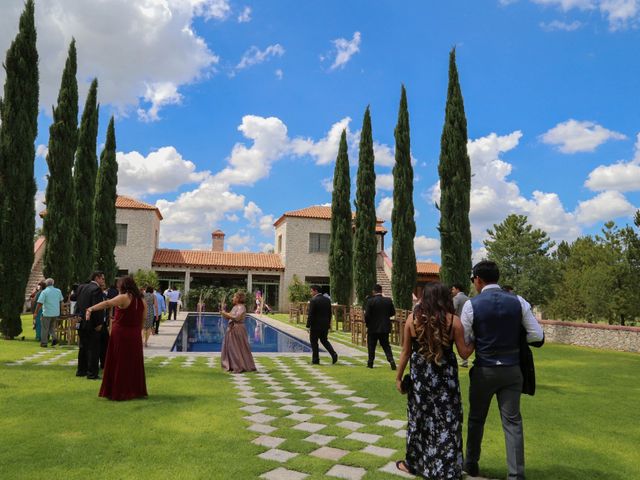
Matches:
[364,284,396,369]
[306,285,338,365]
[75,272,106,379]
[34,278,64,348]
[461,261,544,480]
[154,287,166,334]
[451,283,470,368]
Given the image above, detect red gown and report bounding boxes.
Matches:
[99,296,148,401]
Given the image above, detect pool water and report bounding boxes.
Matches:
[172,313,312,353]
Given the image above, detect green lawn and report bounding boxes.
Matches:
[0,315,638,479]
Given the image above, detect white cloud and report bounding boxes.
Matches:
[373,142,396,167]
[414,236,440,260]
[243,201,274,236]
[375,174,394,191]
[137,82,183,122]
[532,0,595,10]
[329,31,361,70]
[275,69,284,80]
[575,190,636,224]
[377,197,393,222]
[260,242,275,253]
[292,117,352,165]
[585,132,640,191]
[237,6,252,22]
[226,213,239,222]
[36,144,49,160]
[226,233,251,251]
[235,44,285,72]
[431,130,581,243]
[540,119,626,153]
[0,0,221,120]
[321,177,334,193]
[540,19,584,30]
[116,146,207,196]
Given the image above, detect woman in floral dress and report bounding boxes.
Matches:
[394,282,474,479]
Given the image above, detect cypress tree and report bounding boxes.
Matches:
[0,0,39,338]
[353,106,378,305]
[438,48,472,292]
[73,79,99,283]
[94,117,118,286]
[329,130,353,306]
[43,39,78,295]
[391,85,417,310]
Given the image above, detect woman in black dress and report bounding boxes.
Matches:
[395,282,474,479]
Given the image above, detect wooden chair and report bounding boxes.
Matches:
[394,309,410,346]
[289,304,300,324]
[332,304,347,331]
[298,302,309,325]
[350,306,367,346]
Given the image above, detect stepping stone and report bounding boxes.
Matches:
[309,446,349,461]
[308,397,331,404]
[353,403,377,409]
[270,391,291,398]
[324,411,349,419]
[239,390,258,397]
[291,381,308,386]
[394,429,407,438]
[304,391,321,397]
[240,397,264,405]
[365,410,389,418]
[334,390,356,396]
[336,421,364,431]
[361,445,396,458]
[314,404,341,411]
[252,435,285,448]
[303,434,336,446]
[248,423,277,434]
[269,386,286,391]
[345,396,366,403]
[241,405,267,414]
[286,413,313,422]
[292,422,326,433]
[244,413,276,424]
[325,464,366,480]
[279,405,306,413]
[377,419,406,429]
[258,448,298,463]
[345,432,381,444]
[378,461,414,478]
[274,398,296,405]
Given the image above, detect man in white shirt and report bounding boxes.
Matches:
[460,261,544,480]
[165,287,180,320]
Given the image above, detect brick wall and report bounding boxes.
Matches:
[541,320,640,353]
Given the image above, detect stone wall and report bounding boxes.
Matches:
[114,208,160,274]
[541,320,640,353]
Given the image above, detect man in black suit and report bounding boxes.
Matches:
[75,271,106,380]
[364,284,396,370]
[306,285,338,365]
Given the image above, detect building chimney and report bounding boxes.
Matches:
[212,229,225,251]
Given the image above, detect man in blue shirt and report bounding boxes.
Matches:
[33,278,64,348]
[154,288,166,334]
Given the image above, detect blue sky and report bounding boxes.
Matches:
[2,0,640,261]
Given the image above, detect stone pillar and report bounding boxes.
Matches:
[247,272,253,293]
[184,270,191,310]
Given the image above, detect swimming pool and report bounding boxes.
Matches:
[171,313,312,353]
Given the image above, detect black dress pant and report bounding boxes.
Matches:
[153,315,160,335]
[367,332,395,366]
[77,329,100,377]
[309,329,337,364]
[168,302,178,320]
[99,327,109,369]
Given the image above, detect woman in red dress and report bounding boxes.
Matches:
[86,276,148,401]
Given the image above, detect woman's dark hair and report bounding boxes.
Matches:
[38,281,47,289]
[235,291,246,304]
[145,285,154,294]
[414,282,455,365]
[118,276,143,298]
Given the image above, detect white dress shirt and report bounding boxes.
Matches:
[460,284,544,345]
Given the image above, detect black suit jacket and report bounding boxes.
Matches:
[306,294,332,331]
[75,282,105,330]
[364,294,396,334]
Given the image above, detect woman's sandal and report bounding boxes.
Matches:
[395,460,413,474]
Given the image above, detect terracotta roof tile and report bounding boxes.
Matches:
[116,195,163,220]
[152,249,284,271]
[417,262,440,275]
[274,205,387,233]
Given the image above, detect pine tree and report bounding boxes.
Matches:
[43,39,78,295]
[391,85,417,310]
[353,106,378,305]
[94,117,118,286]
[438,48,472,292]
[0,0,39,338]
[329,130,353,306]
[73,79,99,283]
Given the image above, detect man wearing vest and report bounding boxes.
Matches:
[461,261,544,480]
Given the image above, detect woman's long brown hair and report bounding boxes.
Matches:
[413,282,455,365]
[118,276,143,299]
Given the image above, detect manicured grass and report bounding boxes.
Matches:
[0,315,638,479]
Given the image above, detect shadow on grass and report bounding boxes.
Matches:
[527,465,624,480]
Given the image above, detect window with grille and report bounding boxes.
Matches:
[116,224,128,246]
[309,233,330,253]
